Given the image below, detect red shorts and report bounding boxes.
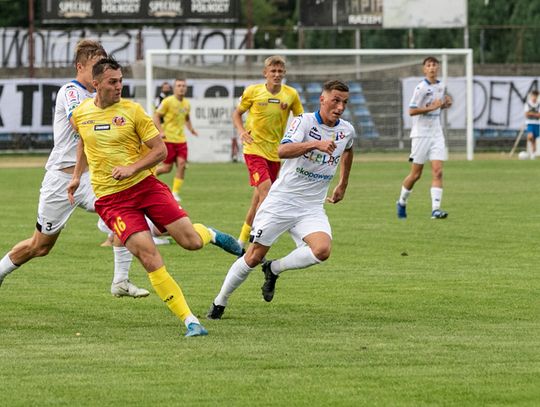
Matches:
[244,154,280,187]
[94,175,188,244]
[164,142,188,164]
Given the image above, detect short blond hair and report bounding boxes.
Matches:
[264,55,286,68]
[74,39,107,66]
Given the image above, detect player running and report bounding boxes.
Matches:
[207,80,354,319]
[67,57,242,336]
[0,40,148,297]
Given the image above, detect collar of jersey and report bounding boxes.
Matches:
[423,78,440,86]
[71,80,87,90]
[315,110,340,127]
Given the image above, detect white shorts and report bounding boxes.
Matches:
[250,202,332,247]
[37,170,95,235]
[409,136,447,164]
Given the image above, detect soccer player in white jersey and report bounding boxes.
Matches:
[207,80,354,319]
[396,56,453,220]
[0,40,148,297]
[524,90,540,159]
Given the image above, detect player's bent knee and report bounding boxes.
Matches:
[244,251,264,267]
[28,236,57,257]
[182,237,203,251]
[33,244,54,258]
[137,251,162,271]
[312,246,331,262]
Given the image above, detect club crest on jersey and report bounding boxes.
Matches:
[308,126,321,140]
[280,102,289,110]
[112,116,126,126]
[334,131,345,141]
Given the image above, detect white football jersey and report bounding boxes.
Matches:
[45,80,94,171]
[409,78,445,138]
[266,112,355,207]
[524,99,540,125]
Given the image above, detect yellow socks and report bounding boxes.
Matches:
[148,266,192,322]
[193,223,213,246]
[172,177,184,194]
[238,222,251,245]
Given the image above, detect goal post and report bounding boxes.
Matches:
[142,48,474,161]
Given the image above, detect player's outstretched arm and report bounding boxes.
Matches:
[327,147,354,204]
[111,135,167,181]
[67,139,87,204]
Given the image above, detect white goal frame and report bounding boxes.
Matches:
[145,48,474,160]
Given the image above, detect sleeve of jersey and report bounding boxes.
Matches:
[281,115,306,144]
[70,104,81,130]
[62,85,82,119]
[156,97,168,115]
[345,125,356,149]
[409,85,423,109]
[292,91,304,116]
[237,86,253,111]
[135,104,160,142]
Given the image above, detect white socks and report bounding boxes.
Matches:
[213,247,323,307]
[398,186,411,206]
[0,254,18,281]
[214,256,253,306]
[112,246,133,284]
[431,187,443,211]
[271,246,321,275]
[184,314,200,327]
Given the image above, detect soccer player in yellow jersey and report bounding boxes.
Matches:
[233,56,304,248]
[67,58,242,337]
[153,78,198,202]
[0,39,147,298]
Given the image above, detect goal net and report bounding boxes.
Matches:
[137,49,473,162]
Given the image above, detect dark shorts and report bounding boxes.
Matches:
[244,154,280,187]
[164,142,188,164]
[94,175,188,244]
[527,124,540,139]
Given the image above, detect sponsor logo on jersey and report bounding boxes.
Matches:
[81,120,95,125]
[303,150,341,166]
[112,116,126,126]
[308,126,321,140]
[268,98,280,104]
[94,124,111,131]
[295,166,333,181]
[286,117,302,135]
[66,88,80,105]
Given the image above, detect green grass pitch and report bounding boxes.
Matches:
[0,156,538,406]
